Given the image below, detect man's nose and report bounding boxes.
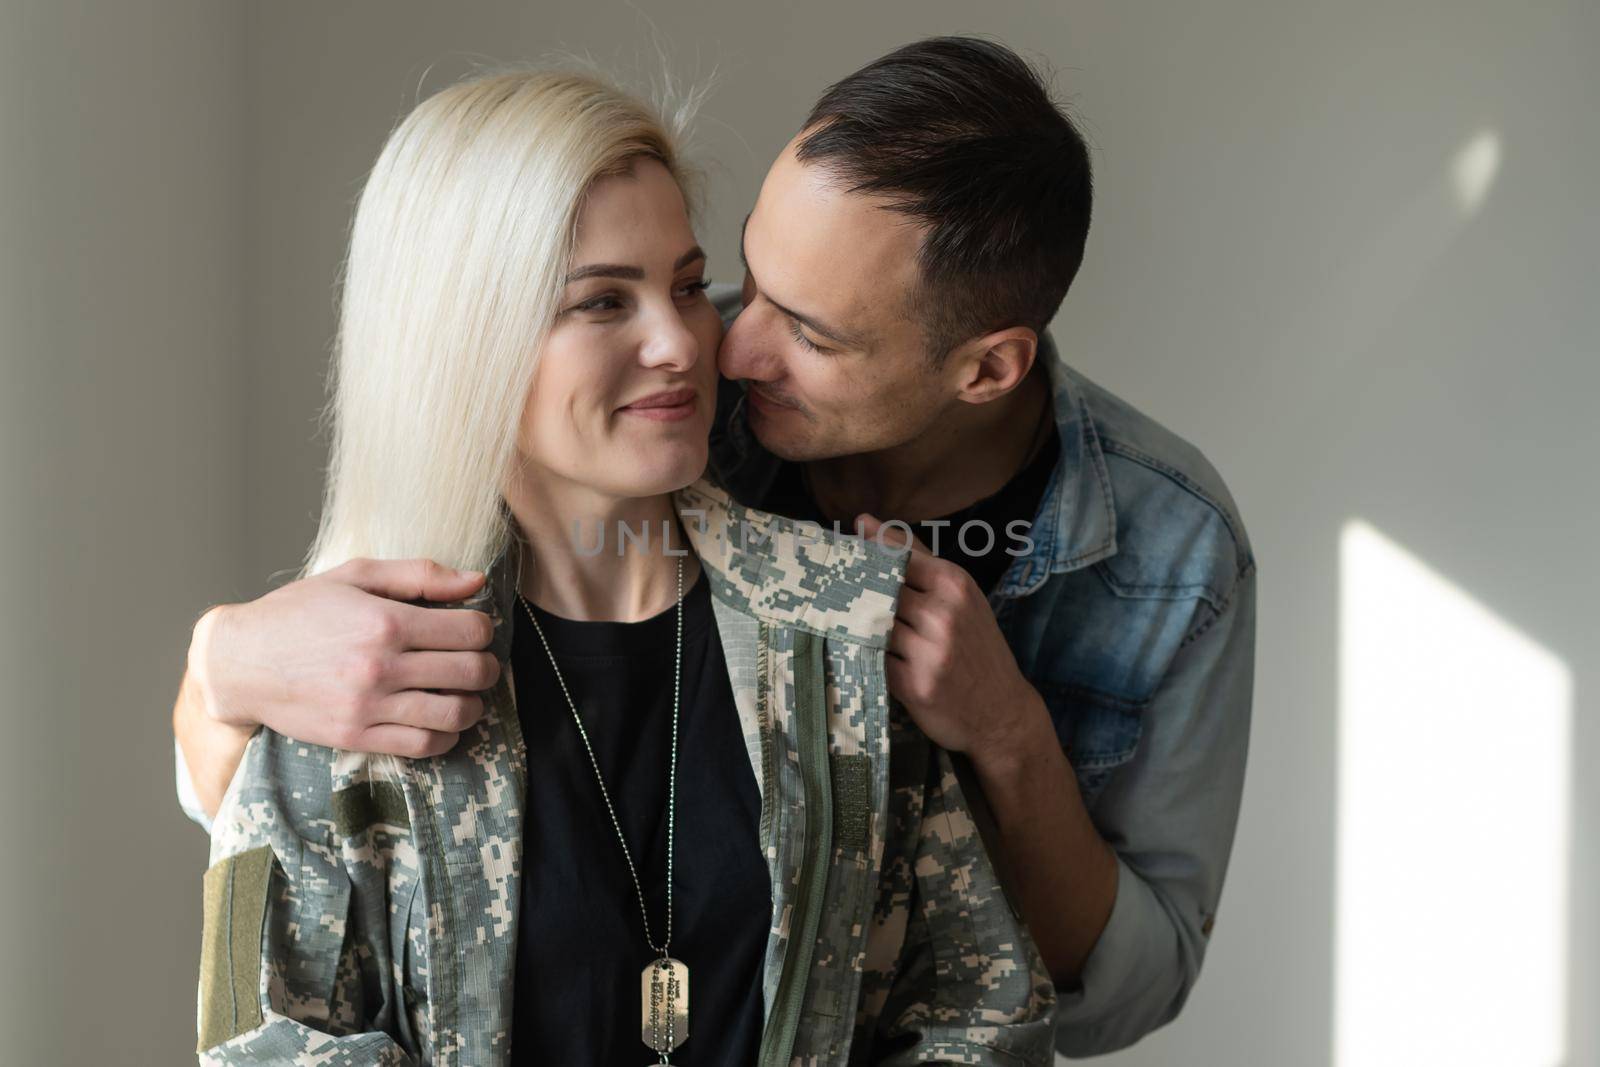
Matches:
[718,308,779,382]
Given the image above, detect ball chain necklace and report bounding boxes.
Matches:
[517,552,689,1063]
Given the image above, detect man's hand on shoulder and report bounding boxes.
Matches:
[193,558,502,756]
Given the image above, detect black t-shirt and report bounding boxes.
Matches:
[509,568,767,1065]
[759,422,1061,595]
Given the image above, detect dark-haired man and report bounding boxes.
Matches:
[175,37,1255,1059]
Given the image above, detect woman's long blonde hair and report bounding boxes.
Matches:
[302,66,702,581]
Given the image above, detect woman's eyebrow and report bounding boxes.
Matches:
[564,245,706,284]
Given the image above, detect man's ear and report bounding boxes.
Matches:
[951,326,1039,404]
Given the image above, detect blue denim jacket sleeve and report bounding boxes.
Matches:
[1053,565,1257,1058]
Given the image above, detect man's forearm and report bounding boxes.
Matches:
[971,688,1119,985]
[173,606,256,823]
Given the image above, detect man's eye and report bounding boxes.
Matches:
[788,317,828,354]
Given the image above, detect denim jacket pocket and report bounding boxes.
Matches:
[1037,683,1145,808]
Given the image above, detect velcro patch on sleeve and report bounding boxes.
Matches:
[197,845,273,1050]
[331,780,410,837]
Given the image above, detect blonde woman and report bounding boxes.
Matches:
[189,68,1054,1065]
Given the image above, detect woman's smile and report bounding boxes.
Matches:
[618,386,699,422]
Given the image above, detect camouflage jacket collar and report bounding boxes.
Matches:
[672,477,905,648]
[476,476,906,664]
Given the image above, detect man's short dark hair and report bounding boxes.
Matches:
[795,36,1092,361]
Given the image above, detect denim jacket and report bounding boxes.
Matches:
[707,287,1259,1058]
[188,479,1057,1065]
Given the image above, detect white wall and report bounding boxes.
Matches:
[0,0,247,1062]
[5,2,1593,1063]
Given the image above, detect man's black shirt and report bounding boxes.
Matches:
[758,423,1060,595]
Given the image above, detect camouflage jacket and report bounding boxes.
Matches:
[195,477,1057,1065]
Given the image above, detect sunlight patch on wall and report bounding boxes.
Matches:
[1451,129,1502,217]
[1336,518,1570,1067]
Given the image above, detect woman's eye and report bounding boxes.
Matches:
[676,278,712,300]
[788,317,828,354]
[575,294,622,313]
